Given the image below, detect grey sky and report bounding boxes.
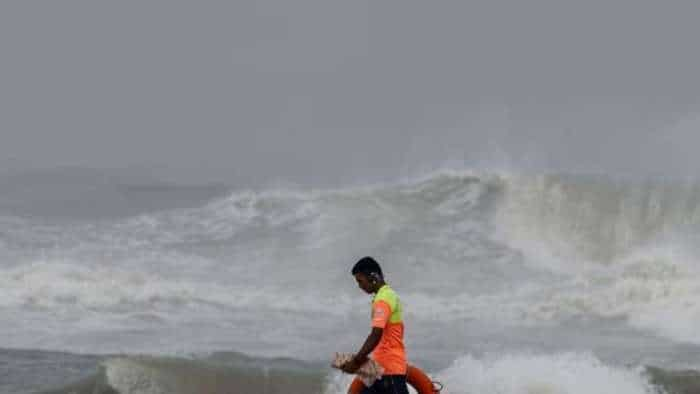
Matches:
[2,1,700,185]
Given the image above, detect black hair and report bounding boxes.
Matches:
[351,256,383,277]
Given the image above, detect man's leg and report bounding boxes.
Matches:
[384,375,409,394]
[360,375,409,394]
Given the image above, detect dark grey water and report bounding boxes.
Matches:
[2,348,326,394]
[0,348,104,394]
[4,347,700,394]
[0,167,229,220]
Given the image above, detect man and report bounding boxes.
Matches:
[341,256,409,394]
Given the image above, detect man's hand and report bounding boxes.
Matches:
[340,357,363,374]
[341,327,383,374]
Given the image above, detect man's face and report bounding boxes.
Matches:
[354,273,373,294]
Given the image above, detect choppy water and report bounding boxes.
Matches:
[4,169,700,393]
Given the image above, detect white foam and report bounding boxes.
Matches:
[104,358,173,394]
[435,352,658,394]
[0,258,356,317]
[512,247,700,344]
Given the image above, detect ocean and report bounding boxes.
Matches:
[3,169,700,393]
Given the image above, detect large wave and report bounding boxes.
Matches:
[3,170,700,356]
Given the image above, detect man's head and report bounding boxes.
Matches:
[351,256,384,294]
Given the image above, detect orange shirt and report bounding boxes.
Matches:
[370,285,407,375]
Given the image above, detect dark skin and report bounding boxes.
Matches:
[340,272,386,374]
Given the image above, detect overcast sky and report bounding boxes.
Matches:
[2,1,700,186]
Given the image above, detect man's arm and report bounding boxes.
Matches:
[341,327,383,373]
[341,299,391,374]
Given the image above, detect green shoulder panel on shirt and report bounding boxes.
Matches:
[373,284,403,324]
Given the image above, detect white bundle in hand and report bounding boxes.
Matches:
[331,353,384,387]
